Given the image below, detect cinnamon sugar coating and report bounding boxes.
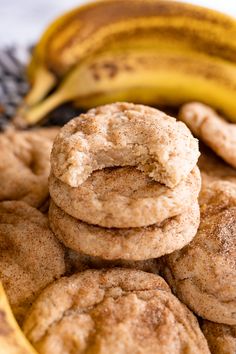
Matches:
[0,131,53,208]
[179,102,236,168]
[23,269,210,354]
[49,200,200,260]
[51,102,199,189]
[49,166,201,228]
[162,181,236,325]
[0,201,65,323]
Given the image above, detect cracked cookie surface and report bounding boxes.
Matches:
[49,200,200,260]
[0,201,65,323]
[51,102,199,189]
[49,166,201,228]
[23,269,209,354]
[162,181,236,325]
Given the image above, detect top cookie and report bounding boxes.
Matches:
[179,102,236,168]
[51,102,199,188]
[23,269,210,354]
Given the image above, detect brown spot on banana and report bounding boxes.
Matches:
[89,60,134,81]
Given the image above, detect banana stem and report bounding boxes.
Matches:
[25,66,57,107]
[24,90,71,125]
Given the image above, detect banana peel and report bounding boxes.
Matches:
[0,282,38,354]
[28,0,236,80]
[23,49,236,124]
[21,0,236,123]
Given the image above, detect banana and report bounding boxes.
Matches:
[0,282,38,354]
[23,47,236,124]
[21,0,236,123]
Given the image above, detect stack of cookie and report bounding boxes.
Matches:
[49,102,201,264]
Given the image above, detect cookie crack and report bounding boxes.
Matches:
[33,286,168,343]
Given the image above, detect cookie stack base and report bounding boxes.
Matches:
[49,199,200,261]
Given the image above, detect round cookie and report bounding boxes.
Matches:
[49,200,200,260]
[0,201,65,323]
[23,269,210,354]
[0,131,52,208]
[49,166,201,228]
[198,144,236,187]
[179,102,236,168]
[65,248,161,274]
[202,321,236,354]
[162,181,236,325]
[51,102,199,189]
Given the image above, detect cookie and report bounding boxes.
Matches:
[49,200,200,260]
[0,201,65,323]
[34,127,60,142]
[65,248,161,274]
[162,181,236,325]
[202,321,236,354]
[198,144,236,187]
[23,269,210,354]
[49,166,201,228]
[0,130,52,208]
[51,102,199,189]
[199,180,236,215]
[179,102,236,168]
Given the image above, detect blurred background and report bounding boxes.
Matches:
[1,0,236,45]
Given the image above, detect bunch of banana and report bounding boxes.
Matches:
[0,283,38,354]
[21,0,236,124]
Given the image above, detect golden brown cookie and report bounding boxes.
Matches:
[198,144,236,187]
[51,102,199,189]
[0,201,65,323]
[0,131,52,208]
[65,248,161,274]
[49,200,200,260]
[23,269,210,354]
[202,321,236,354]
[49,166,201,228]
[162,181,236,325]
[179,102,236,168]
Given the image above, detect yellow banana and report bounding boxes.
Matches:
[22,0,236,123]
[23,47,236,124]
[0,282,38,354]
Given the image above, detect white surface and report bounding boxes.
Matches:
[0,0,236,45]
[179,0,236,17]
